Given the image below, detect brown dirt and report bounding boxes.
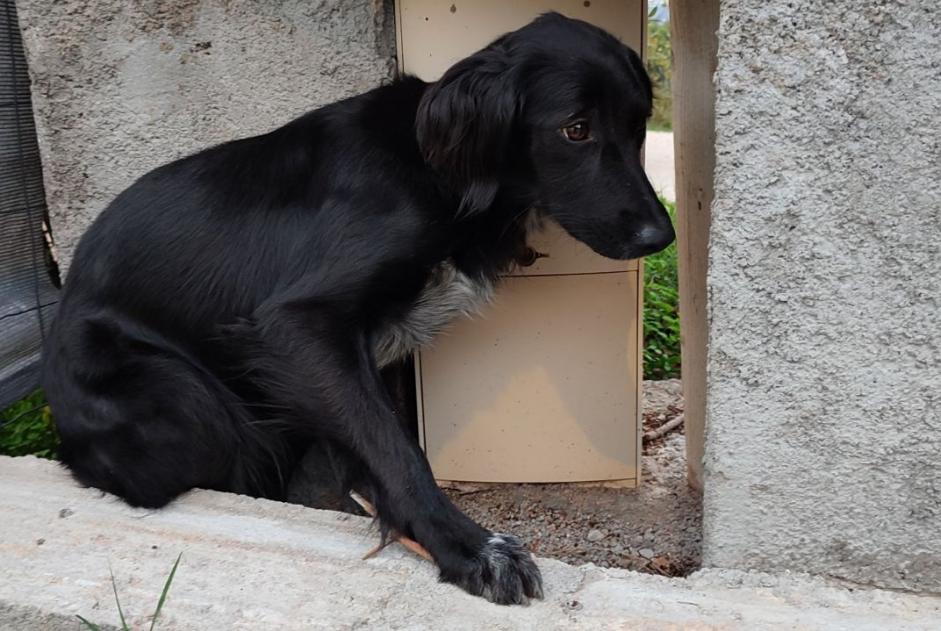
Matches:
[443,379,701,577]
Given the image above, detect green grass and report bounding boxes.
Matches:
[646,17,673,131]
[77,553,182,631]
[0,389,58,459]
[643,9,678,380]
[643,198,681,380]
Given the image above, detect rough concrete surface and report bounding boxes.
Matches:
[15,0,396,275]
[2,456,940,630]
[705,1,941,592]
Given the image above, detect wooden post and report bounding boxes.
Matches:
[670,0,719,491]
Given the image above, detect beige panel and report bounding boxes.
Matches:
[397,1,645,81]
[671,1,719,491]
[418,273,639,483]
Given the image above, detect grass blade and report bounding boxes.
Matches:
[75,615,102,630]
[149,552,182,631]
[109,564,129,631]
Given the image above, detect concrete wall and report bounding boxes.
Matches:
[703,0,941,592]
[16,0,396,275]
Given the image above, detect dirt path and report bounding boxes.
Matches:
[444,379,700,577]
[645,130,675,201]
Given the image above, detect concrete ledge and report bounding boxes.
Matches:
[1,456,938,630]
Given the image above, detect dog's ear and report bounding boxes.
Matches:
[416,44,520,217]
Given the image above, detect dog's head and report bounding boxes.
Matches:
[417,12,674,260]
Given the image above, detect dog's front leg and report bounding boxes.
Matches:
[250,306,543,605]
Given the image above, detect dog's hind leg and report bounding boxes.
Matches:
[286,437,377,513]
[42,313,289,508]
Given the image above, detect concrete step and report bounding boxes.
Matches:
[1,455,937,630]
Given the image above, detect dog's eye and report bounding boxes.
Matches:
[561,121,591,142]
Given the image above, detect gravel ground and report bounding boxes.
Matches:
[443,379,701,577]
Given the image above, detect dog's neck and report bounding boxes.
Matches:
[447,206,524,279]
[371,205,545,368]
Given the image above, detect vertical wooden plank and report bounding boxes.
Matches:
[671,0,719,491]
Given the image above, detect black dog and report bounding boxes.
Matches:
[42,13,673,605]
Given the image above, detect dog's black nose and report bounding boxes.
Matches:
[625,224,675,258]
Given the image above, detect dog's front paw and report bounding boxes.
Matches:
[440,533,544,605]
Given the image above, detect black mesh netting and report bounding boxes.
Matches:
[0,0,59,409]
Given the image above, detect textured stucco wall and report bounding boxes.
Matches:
[16,0,396,275]
[703,1,941,592]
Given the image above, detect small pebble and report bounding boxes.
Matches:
[586,529,606,542]
[58,508,74,519]
[640,548,655,559]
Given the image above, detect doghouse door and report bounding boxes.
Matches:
[399,1,646,484]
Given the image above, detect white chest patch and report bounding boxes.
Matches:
[373,261,495,368]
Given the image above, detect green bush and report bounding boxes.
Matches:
[646,15,672,131]
[643,198,680,380]
[0,389,59,459]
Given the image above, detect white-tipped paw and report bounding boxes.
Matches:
[442,533,544,605]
